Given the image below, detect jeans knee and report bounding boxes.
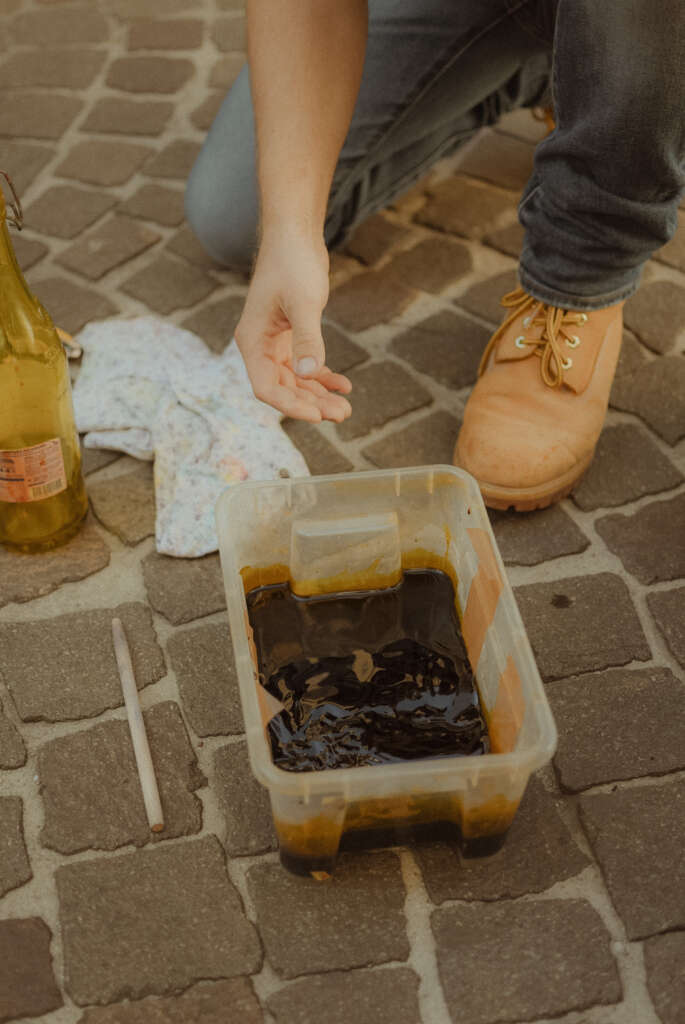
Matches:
[184,164,257,273]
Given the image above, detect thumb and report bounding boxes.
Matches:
[288,299,326,377]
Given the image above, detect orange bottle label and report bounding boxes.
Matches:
[0,438,67,503]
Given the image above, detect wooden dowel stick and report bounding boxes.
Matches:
[111,617,164,833]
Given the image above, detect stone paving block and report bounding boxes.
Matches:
[614,330,650,381]
[0,601,164,722]
[57,836,262,1005]
[143,551,226,624]
[336,361,433,441]
[76,978,263,1024]
[655,209,685,272]
[483,219,524,258]
[167,621,243,736]
[119,183,185,226]
[0,48,105,88]
[417,777,588,904]
[82,97,173,137]
[343,213,410,266]
[647,587,685,668]
[572,424,682,510]
[387,236,473,294]
[514,573,650,682]
[88,465,155,544]
[391,309,489,389]
[282,420,354,475]
[121,253,217,314]
[329,249,363,286]
[0,797,31,897]
[81,444,121,476]
[143,138,202,179]
[0,918,63,1023]
[128,17,204,49]
[215,740,277,856]
[56,139,155,187]
[210,54,246,89]
[416,175,516,239]
[11,7,108,44]
[13,233,48,271]
[57,216,161,281]
[86,464,155,540]
[249,852,409,978]
[181,294,245,352]
[31,277,118,334]
[111,0,197,17]
[596,493,685,584]
[39,701,204,853]
[458,268,519,325]
[326,266,419,333]
[190,92,225,131]
[168,223,227,270]
[489,504,590,566]
[643,932,685,1024]
[2,140,53,194]
[457,128,536,191]
[624,281,685,354]
[433,899,621,1024]
[322,321,368,372]
[363,410,460,469]
[0,515,110,609]
[106,55,195,93]
[549,667,685,792]
[25,184,116,239]
[0,699,26,768]
[267,967,422,1024]
[211,14,247,51]
[610,355,685,445]
[0,91,82,140]
[579,779,685,940]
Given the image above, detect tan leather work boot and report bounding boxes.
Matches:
[454,286,624,511]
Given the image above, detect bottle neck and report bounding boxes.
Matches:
[0,216,58,357]
[0,217,25,274]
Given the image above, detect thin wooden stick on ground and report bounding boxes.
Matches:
[111,617,164,833]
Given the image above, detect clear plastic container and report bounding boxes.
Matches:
[216,466,557,878]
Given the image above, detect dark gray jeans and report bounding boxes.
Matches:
[185,0,685,310]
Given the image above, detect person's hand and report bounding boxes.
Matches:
[234,230,352,423]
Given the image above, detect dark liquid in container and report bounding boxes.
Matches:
[246,569,489,773]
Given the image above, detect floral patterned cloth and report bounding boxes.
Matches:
[73,316,309,557]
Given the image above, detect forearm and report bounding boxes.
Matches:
[247,0,368,242]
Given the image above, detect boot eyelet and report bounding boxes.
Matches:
[522,316,532,327]
[566,335,581,348]
[561,356,573,370]
[514,335,526,349]
[579,313,588,324]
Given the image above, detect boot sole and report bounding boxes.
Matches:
[455,450,594,512]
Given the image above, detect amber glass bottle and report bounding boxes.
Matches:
[0,172,87,552]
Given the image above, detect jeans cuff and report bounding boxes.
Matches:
[518,262,640,311]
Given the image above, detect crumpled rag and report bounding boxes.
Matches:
[73,315,309,557]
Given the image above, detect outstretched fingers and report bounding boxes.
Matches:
[295,375,352,422]
[317,366,353,394]
[245,353,323,422]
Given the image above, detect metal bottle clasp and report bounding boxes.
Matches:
[0,170,24,230]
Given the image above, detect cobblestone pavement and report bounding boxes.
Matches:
[1,2,684,1023]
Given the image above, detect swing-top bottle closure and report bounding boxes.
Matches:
[0,170,24,231]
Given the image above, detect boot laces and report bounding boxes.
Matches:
[477,287,589,388]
